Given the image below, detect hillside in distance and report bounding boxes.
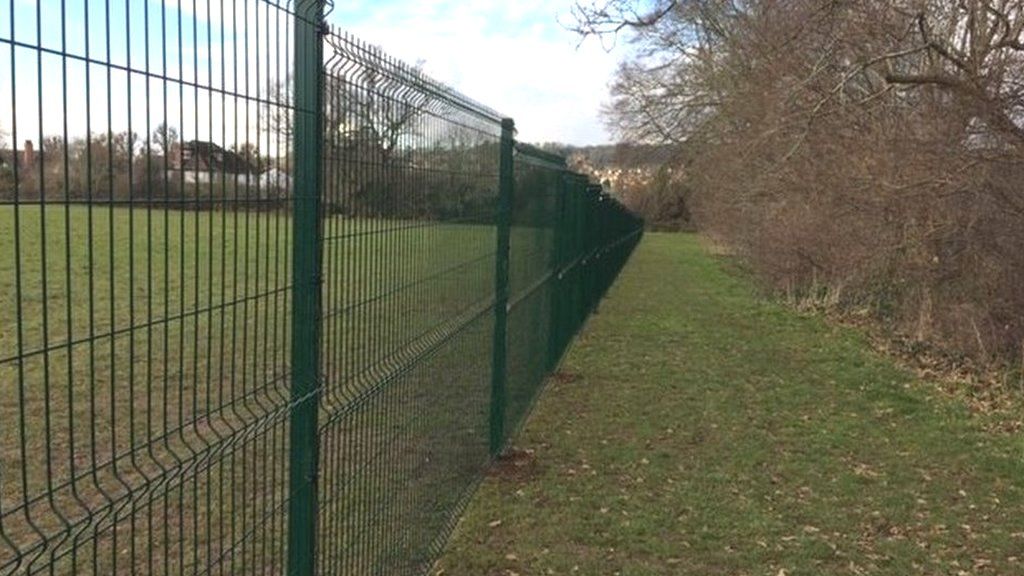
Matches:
[530,142,690,230]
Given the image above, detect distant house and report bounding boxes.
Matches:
[170,140,260,186]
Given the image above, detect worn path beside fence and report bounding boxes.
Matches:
[434,233,1024,575]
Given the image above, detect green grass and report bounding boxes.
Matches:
[0,204,506,574]
[434,232,1024,576]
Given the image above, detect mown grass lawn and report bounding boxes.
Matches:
[0,204,501,574]
[434,232,1024,576]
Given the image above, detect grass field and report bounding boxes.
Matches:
[0,204,515,574]
[434,233,1024,575]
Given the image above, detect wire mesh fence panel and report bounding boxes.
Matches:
[1,2,643,574]
[504,145,562,439]
[316,31,503,576]
[0,0,300,573]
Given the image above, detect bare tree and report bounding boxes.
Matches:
[267,49,432,156]
[576,0,1024,364]
[231,142,263,172]
[263,78,294,146]
[151,122,180,157]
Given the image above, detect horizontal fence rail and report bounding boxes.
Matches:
[0,1,643,575]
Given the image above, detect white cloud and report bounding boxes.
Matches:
[0,0,626,149]
[331,0,624,145]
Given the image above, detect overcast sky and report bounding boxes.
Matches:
[331,0,626,145]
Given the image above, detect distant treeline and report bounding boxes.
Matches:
[0,126,500,221]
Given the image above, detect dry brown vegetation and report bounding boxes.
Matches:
[577,0,1024,367]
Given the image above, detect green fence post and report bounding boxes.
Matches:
[288,1,324,575]
[490,117,515,457]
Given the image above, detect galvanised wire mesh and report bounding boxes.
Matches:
[0,1,643,574]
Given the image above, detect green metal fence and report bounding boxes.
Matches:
[0,1,642,574]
